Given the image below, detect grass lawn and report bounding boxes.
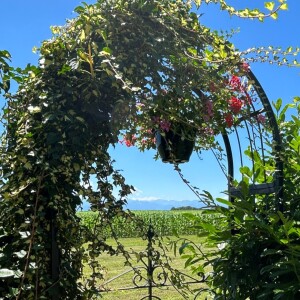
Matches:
[82,235,212,300]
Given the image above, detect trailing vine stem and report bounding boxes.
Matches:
[88,42,95,78]
[174,164,217,208]
[16,171,45,300]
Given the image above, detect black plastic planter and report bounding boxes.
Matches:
[155,130,195,163]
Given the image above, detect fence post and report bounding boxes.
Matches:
[147,223,155,299]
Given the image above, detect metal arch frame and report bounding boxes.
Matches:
[223,69,284,212]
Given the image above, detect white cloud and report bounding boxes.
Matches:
[128,196,161,202]
[128,187,161,201]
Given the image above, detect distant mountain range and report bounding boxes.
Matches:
[126,199,203,210]
[79,199,203,211]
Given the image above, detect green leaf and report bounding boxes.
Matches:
[0,269,15,278]
[280,3,288,10]
[216,197,232,207]
[131,86,141,92]
[74,5,85,14]
[240,166,252,178]
[78,50,90,63]
[279,103,294,122]
[270,12,278,19]
[79,29,86,42]
[14,250,27,258]
[265,2,275,11]
[15,208,25,215]
[187,47,197,56]
[233,199,254,212]
[273,98,282,112]
[101,47,112,55]
[194,0,202,8]
[73,163,81,172]
[179,242,191,255]
[28,105,41,114]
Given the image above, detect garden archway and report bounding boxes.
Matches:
[0,1,287,299]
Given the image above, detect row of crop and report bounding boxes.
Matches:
[77,210,217,238]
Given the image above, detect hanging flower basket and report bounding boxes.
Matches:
[155,129,195,164]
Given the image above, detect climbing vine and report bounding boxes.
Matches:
[0,0,299,299]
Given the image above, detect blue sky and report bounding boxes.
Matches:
[1,1,299,205]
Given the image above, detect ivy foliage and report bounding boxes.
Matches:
[0,50,12,94]
[206,0,288,20]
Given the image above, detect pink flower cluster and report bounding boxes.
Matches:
[203,100,214,121]
[225,96,243,128]
[241,62,250,72]
[120,134,136,147]
[228,96,243,114]
[229,75,241,90]
[224,73,252,128]
[153,116,171,132]
[257,114,266,124]
[204,127,214,136]
[224,113,234,128]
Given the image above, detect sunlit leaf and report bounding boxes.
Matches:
[194,0,202,8]
[28,105,41,113]
[0,269,15,278]
[270,12,278,19]
[265,2,275,11]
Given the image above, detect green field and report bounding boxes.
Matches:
[78,210,213,299]
[77,209,213,238]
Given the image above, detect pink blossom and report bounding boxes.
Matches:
[241,62,250,72]
[229,75,241,90]
[204,127,214,136]
[142,137,156,146]
[153,116,171,132]
[225,113,233,128]
[120,135,136,147]
[136,102,145,109]
[257,114,266,124]
[228,96,243,114]
[159,119,171,132]
[206,100,214,117]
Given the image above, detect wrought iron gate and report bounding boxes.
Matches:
[98,224,213,300]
